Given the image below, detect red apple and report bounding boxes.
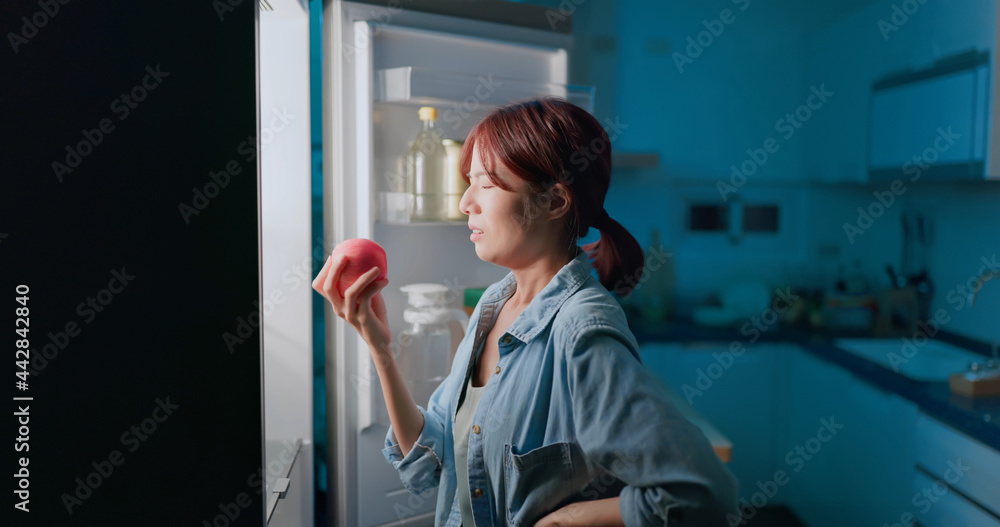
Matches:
[331,238,388,296]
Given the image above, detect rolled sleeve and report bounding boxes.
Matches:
[382,403,447,495]
[566,323,740,527]
[382,293,486,498]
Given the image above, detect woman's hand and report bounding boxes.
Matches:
[533,503,582,527]
[532,498,625,527]
[313,253,392,355]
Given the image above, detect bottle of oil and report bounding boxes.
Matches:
[406,107,449,221]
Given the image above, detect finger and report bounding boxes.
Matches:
[312,254,333,291]
[323,256,348,318]
[324,254,346,300]
[367,277,390,296]
[346,268,383,322]
[344,267,380,314]
[358,277,388,311]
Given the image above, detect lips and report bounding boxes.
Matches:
[469,223,484,242]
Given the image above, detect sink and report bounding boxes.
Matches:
[833,338,986,381]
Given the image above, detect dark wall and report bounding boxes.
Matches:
[1,1,263,525]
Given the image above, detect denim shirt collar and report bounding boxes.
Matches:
[478,247,592,344]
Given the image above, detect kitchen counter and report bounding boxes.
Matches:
[663,383,732,463]
[632,318,1000,452]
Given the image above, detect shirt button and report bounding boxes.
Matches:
[495,366,501,374]
[502,335,512,344]
[473,488,484,498]
[472,425,481,434]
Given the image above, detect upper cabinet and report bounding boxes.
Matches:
[799,0,997,183]
[869,51,990,181]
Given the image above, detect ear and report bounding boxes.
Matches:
[545,183,572,221]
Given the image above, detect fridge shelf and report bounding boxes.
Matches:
[374,66,595,112]
[375,219,469,226]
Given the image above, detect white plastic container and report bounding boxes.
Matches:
[398,283,469,406]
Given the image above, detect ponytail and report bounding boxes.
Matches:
[581,212,644,298]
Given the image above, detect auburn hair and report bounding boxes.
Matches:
[459,97,645,297]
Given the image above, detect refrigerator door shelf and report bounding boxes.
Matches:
[375,219,467,226]
[375,66,595,112]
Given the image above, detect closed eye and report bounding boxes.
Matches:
[481,185,493,189]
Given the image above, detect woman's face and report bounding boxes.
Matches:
[460,143,554,269]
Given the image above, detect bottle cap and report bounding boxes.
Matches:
[418,106,437,121]
[403,306,450,324]
[401,283,449,307]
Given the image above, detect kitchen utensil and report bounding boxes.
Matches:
[873,285,918,336]
[886,265,902,288]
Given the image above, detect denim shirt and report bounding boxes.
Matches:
[383,249,740,526]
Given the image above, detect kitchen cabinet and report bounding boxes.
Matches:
[781,348,918,527]
[644,339,1000,526]
[912,413,1000,526]
[641,342,920,524]
[869,53,989,181]
[799,0,996,183]
[778,347,856,524]
[912,471,1000,526]
[640,342,790,504]
[833,371,918,525]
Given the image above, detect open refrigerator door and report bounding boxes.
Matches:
[323,2,593,525]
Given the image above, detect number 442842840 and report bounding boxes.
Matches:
[15,285,29,389]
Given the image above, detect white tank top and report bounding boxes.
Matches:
[454,374,487,527]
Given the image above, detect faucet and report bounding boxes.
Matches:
[967,270,999,369]
[967,270,1000,307]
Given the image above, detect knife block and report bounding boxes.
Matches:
[873,286,919,336]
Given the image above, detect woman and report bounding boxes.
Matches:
[313,98,739,526]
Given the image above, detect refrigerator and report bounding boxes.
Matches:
[319,2,594,525]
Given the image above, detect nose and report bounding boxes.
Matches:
[459,184,477,216]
